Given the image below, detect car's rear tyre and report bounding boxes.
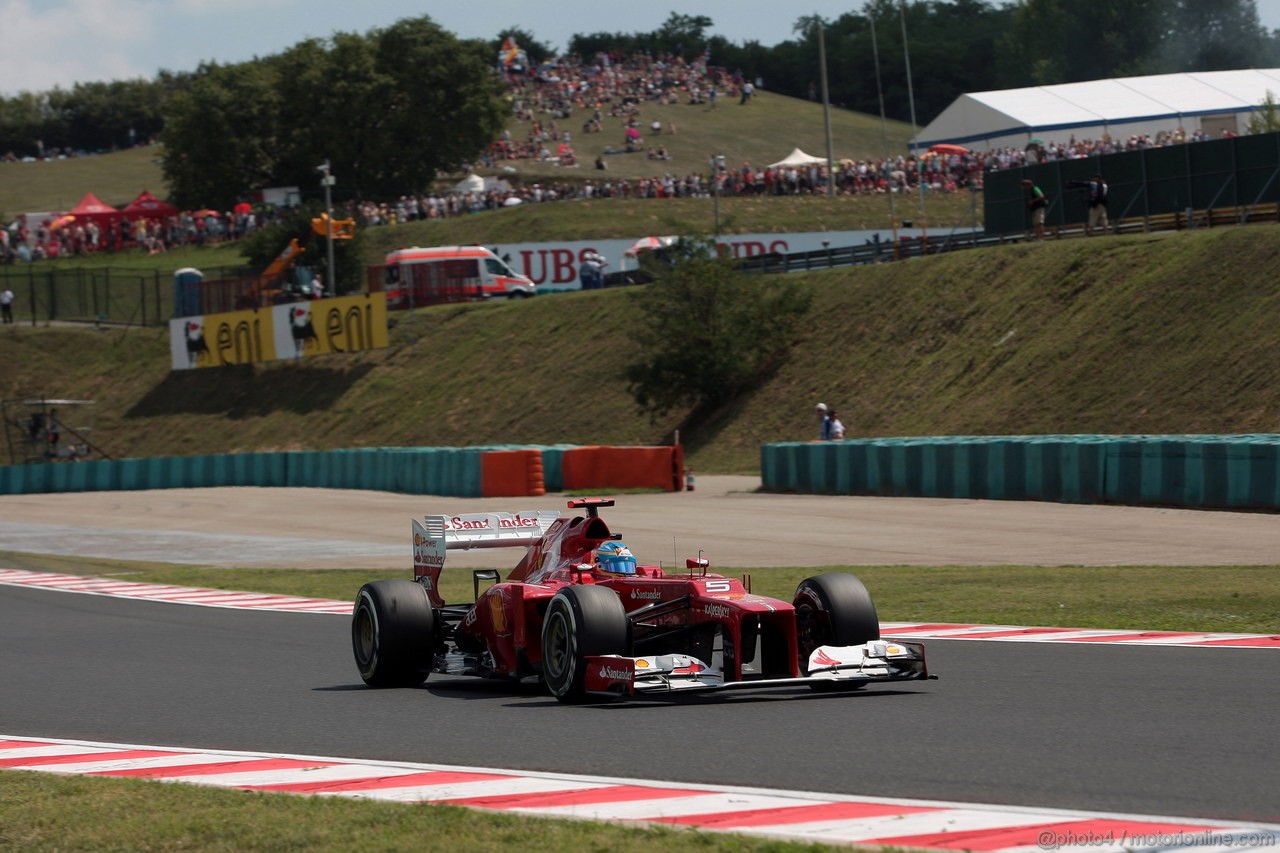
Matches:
[541,585,628,703]
[352,580,434,688]
[794,573,880,685]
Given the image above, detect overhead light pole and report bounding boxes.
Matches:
[869,10,898,250]
[817,18,835,197]
[899,0,926,241]
[317,160,336,296]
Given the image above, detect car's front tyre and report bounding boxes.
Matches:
[541,585,628,703]
[794,573,880,686]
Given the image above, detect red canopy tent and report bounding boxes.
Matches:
[121,190,179,220]
[67,192,123,227]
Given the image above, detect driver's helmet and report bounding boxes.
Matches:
[593,541,637,575]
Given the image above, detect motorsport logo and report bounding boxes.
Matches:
[597,667,632,681]
[630,590,662,601]
[701,604,731,618]
[446,513,540,530]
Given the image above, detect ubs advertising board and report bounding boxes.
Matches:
[484,228,965,292]
[169,293,388,371]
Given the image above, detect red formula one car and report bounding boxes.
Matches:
[352,498,932,702]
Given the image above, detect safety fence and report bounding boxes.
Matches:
[985,131,1280,235]
[0,444,684,497]
[0,264,252,327]
[761,435,1280,511]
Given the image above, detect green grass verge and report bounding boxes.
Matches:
[0,146,168,216]
[0,771,840,853]
[4,551,1276,633]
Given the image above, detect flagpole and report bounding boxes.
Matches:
[870,11,898,249]
[900,0,926,245]
[818,19,835,198]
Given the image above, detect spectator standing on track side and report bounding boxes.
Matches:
[0,286,13,323]
[1087,174,1109,236]
[815,402,832,440]
[828,410,845,440]
[1023,179,1047,240]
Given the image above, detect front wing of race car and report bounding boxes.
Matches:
[582,640,933,698]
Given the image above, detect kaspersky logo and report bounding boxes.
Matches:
[702,604,730,619]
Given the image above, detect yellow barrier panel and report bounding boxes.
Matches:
[170,293,387,370]
[272,293,388,359]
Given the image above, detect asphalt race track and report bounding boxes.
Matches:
[3,480,1278,830]
[2,583,1277,824]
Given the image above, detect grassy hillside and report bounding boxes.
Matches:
[478,90,914,182]
[4,226,1279,474]
[0,91,918,219]
[359,192,980,261]
[0,145,167,216]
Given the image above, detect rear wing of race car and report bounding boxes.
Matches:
[413,511,559,606]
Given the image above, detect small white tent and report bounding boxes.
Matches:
[452,174,485,193]
[768,148,827,168]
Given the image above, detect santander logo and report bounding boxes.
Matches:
[448,514,539,530]
[598,667,632,681]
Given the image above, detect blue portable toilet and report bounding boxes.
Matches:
[173,267,203,318]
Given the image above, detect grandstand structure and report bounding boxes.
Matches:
[914,69,1280,151]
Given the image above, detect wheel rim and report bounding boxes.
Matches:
[795,588,831,660]
[543,606,576,694]
[354,601,377,668]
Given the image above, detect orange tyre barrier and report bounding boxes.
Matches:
[561,445,683,492]
[480,449,546,497]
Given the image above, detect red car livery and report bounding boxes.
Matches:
[352,498,933,703]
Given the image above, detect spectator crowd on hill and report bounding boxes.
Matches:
[0,206,283,265]
[0,47,1260,266]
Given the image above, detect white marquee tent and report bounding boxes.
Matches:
[768,148,827,168]
[912,69,1280,152]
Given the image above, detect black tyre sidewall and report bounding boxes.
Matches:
[352,580,434,688]
[795,572,880,673]
[541,585,628,701]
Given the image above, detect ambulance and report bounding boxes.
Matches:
[382,245,536,309]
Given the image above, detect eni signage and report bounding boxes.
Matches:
[169,293,388,371]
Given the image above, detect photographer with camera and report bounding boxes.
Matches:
[1067,174,1109,236]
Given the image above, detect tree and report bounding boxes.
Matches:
[655,13,714,52]
[623,240,812,416]
[1247,90,1280,135]
[240,204,366,294]
[160,15,505,208]
[1155,0,1270,72]
[161,60,282,209]
[359,17,506,196]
